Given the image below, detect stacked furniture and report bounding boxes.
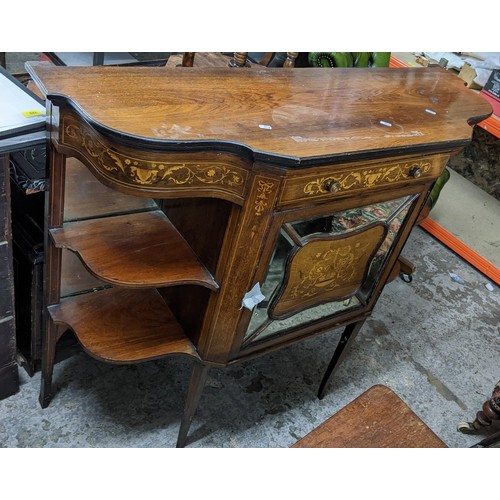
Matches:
[0,65,46,399]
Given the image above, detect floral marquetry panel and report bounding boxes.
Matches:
[269,224,386,320]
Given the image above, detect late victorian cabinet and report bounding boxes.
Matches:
[26,61,491,446]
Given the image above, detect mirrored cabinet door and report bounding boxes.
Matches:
[242,194,419,348]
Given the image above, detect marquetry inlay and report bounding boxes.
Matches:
[60,115,248,196]
[303,160,433,196]
[254,179,275,216]
[277,156,445,207]
[269,224,387,319]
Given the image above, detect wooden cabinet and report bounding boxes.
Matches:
[0,154,19,400]
[26,62,491,446]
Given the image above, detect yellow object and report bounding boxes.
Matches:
[22,110,44,118]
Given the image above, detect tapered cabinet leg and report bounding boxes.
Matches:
[39,319,63,408]
[176,362,210,448]
[317,319,366,400]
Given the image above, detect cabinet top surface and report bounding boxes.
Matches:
[26,62,491,163]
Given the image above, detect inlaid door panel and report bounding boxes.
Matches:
[268,223,387,320]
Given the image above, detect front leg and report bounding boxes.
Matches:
[176,362,210,448]
[39,318,65,408]
[317,319,366,400]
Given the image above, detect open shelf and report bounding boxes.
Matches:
[48,287,200,363]
[50,209,219,290]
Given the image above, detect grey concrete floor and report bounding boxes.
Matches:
[0,226,498,448]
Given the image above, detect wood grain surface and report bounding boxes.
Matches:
[269,224,386,319]
[48,287,199,362]
[0,154,19,398]
[292,384,447,448]
[26,62,492,163]
[51,210,218,290]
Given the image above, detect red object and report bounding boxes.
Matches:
[480,89,500,117]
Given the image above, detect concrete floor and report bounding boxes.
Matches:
[0,226,498,448]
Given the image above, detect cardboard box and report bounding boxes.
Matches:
[458,62,483,90]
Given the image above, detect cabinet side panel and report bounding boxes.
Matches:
[196,174,281,362]
[0,154,19,399]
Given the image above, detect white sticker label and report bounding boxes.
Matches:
[241,283,266,310]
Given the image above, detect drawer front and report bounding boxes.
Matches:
[58,111,250,204]
[279,155,447,207]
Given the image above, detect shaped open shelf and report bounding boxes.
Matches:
[48,287,200,363]
[50,209,218,290]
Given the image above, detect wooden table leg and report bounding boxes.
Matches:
[458,381,500,433]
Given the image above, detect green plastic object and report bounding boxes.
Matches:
[308,52,391,68]
[370,52,391,67]
[426,168,451,210]
[308,52,353,67]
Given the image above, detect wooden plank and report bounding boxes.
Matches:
[0,244,15,319]
[0,153,19,398]
[292,385,447,448]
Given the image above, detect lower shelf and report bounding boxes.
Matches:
[48,287,200,363]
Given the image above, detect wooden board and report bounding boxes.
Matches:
[0,154,19,399]
[292,384,447,448]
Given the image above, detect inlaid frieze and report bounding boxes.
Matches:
[254,180,276,216]
[303,160,432,196]
[279,156,444,206]
[60,114,248,198]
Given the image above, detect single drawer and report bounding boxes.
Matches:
[278,154,448,207]
[57,111,250,204]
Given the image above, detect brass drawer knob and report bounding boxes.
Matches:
[409,166,422,178]
[323,179,341,193]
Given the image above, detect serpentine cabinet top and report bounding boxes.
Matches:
[26,61,491,166]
